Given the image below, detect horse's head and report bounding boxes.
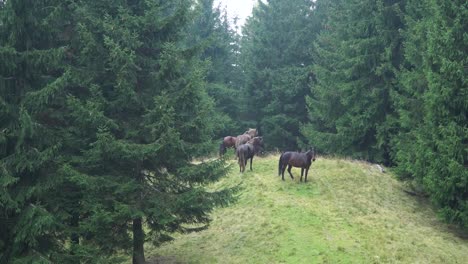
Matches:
[306,147,316,162]
[247,136,257,144]
[254,136,264,146]
[249,136,264,152]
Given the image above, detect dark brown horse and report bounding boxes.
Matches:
[278,148,316,182]
[219,136,237,156]
[237,137,264,173]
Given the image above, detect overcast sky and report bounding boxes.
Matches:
[215,0,255,28]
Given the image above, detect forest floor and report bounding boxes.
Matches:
[144,154,468,263]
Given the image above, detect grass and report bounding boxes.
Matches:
[145,155,468,263]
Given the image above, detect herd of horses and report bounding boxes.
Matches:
[219,128,317,182]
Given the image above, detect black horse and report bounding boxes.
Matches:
[236,137,264,173]
[278,148,316,182]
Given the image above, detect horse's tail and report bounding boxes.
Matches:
[278,152,284,176]
[219,142,226,157]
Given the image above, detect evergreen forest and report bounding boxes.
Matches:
[0,0,466,263]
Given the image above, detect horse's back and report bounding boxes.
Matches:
[282,151,309,168]
[280,152,293,162]
[235,134,251,148]
[236,143,246,154]
[239,143,255,158]
[281,151,299,161]
[223,136,236,148]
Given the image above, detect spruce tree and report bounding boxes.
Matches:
[82,0,236,262]
[392,0,432,179]
[302,0,404,163]
[394,0,467,228]
[63,1,235,263]
[188,0,243,137]
[1,1,235,263]
[241,0,319,150]
[0,0,82,262]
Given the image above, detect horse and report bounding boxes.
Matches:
[219,136,237,156]
[235,134,251,149]
[278,148,316,182]
[244,128,258,138]
[235,128,258,149]
[236,137,264,173]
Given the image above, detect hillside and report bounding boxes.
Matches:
[146,155,468,263]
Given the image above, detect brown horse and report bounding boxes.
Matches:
[244,128,258,138]
[235,128,258,149]
[219,136,237,156]
[235,134,251,149]
[278,148,316,182]
[237,137,264,173]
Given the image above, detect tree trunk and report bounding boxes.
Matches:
[132,217,145,264]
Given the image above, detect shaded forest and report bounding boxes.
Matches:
[0,0,466,263]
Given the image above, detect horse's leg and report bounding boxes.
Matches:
[300,168,304,182]
[278,157,282,177]
[242,154,246,173]
[250,156,253,171]
[238,151,242,172]
[287,165,294,179]
[304,166,310,182]
[219,143,224,157]
[281,165,286,181]
[245,157,248,172]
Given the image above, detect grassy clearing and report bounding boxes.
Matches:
[146,155,468,263]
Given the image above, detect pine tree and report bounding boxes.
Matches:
[392,0,432,179]
[73,1,235,262]
[302,0,404,163]
[241,0,319,150]
[188,0,243,137]
[1,1,235,263]
[0,0,79,262]
[394,0,467,228]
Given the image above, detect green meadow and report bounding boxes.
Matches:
[146,155,468,263]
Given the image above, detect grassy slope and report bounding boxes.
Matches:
[146,155,468,263]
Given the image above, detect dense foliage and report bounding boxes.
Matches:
[393,0,467,227]
[240,0,319,150]
[0,0,466,262]
[188,0,244,137]
[301,0,466,227]
[0,0,234,263]
[302,0,404,164]
[242,0,466,228]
